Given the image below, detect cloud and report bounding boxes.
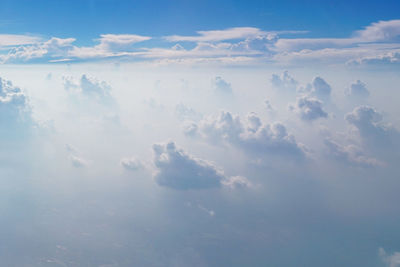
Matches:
[290,96,328,121]
[63,74,114,104]
[152,141,250,190]
[1,20,400,65]
[175,103,201,121]
[120,157,145,171]
[164,27,272,42]
[1,37,75,63]
[379,248,400,267]
[69,34,151,59]
[345,80,370,99]
[345,106,398,146]
[70,155,88,168]
[0,76,34,137]
[355,20,400,42]
[311,77,331,101]
[0,34,41,46]
[324,138,383,167]
[193,111,306,159]
[213,76,233,95]
[270,71,298,92]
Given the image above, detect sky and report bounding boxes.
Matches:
[1,1,400,266]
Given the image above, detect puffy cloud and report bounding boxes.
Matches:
[175,103,201,121]
[63,74,114,104]
[311,77,331,101]
[0,77,33,136]
[1,37,76,63]
[290,96,328,121]
[194,111,306,159]
[152,141,250,190]
[213,76,233,95]
[221,175,253,189]
[120,157,145,171]
[324,138,383,167]
[70,155,88,168]
[345,80,370,99]
[379,248,400,267]
[66,144,89,168]
[182,121,199,137]
[355,20,400,42]
[270,71,298,92]
[345,106,398,144]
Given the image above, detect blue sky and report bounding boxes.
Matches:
[2,0,399,40]
[1,1,400,266]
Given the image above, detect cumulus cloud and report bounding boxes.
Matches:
[270,71,298,92]
[120,157,145,171]
[175,103,201,121]
[213,76,233,95]
[1,37,76,63]
[324,138,383,167]
[152,141,250,190]
[311,76,331,101]
[70,155,88,168]
[0,76,34,137]
[63,74,114,104]
[345,80,370,99]
[345,106,399,147]
[355,20,400,42]
[193,111,306,159]
[290,96,328,121]
[379,248,400,267]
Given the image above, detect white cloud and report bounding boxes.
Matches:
[164,27,271,42]
[311,77,331,101]
[324,138,383,167]
[70,155,88,168]
[290,96,328,121]
[355,20,400,42]
[213,76,233,95]
[379,248,400,267]
[120,157,145,171]
[0,34,41,47]
[345,80,370,99]
[270,71,298,92]
[152,141,249,190]
[0,76,33,136]
[193,111,306,159]
[63,74,113,104]
[1,37,75,63]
